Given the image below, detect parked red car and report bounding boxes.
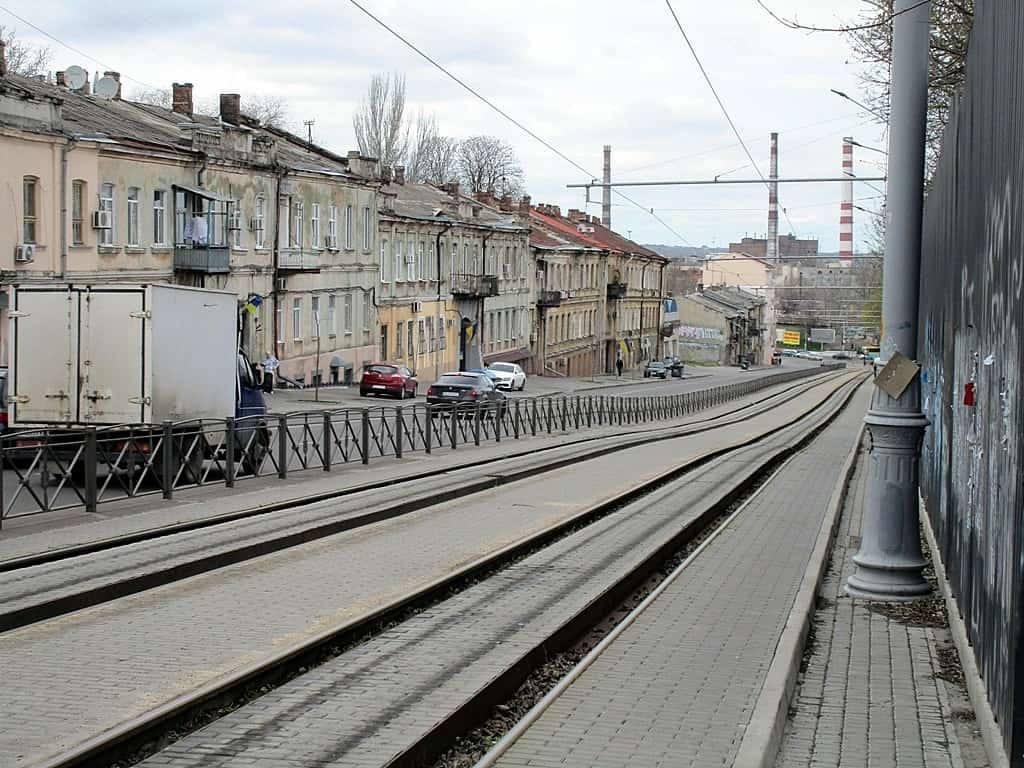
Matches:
[359,363,418,399]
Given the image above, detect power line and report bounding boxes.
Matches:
[0,4,161,90]
[347,0,691,246]
[663,0,801,238]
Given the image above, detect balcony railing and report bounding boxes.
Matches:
[537,290,562,308]
[607,282,628,300]
[451,273,499,298]
[278,250,321,271]
[173,245,230,273]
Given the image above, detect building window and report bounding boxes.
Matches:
[311,203,321,249]
[344,293,353,334]
[71,180,85,245]
[329,204,338,249]
[153,190,167,245]
[276,302,283,344]
[407,239,416,281]
[344,203,353,249]
[362,205,371,250]
[438,315,446,349]
[395,238,404,282]
[418,319,426,354]
[126,187,140,246]
[229,201,242,248]
[22,176,38,244]
[292,297,302,341]
[380,239,389,282]
[451,242,458,282]
[395,323,403,358]
[292,201,304,249]
[99,183,114,245]
[328,294,337,336]
[427,316,435,352]
[407,320,414,357]
[363,294,371,333]
[418,240,426,282]
[254,196,266,249]
[311,295,321,339]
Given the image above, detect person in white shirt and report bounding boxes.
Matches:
[261,352,279,393]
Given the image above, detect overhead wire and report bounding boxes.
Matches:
[0,4,162,90]
[663,0,801,238]
[347,0,692,245]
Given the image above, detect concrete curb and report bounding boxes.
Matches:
[921,498,1010,768]
[732,415,866,768]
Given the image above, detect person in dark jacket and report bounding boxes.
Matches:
[615,357,624,377]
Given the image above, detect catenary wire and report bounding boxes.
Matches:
[347,0,692,245]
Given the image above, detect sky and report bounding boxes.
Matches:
[3,0,888,252]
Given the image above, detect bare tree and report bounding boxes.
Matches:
[353,72,409,167]
[0,25,51,76]
[243,94,288,129]
[131,87,172,108]
[406,112,459,184]
[456,135,525,196]
[844,0,974,175]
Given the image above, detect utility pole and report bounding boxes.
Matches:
[846,0,932,600]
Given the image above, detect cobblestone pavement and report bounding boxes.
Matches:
[135,380,857,768]
[491,385,871,768]
[0,373,845,627]
[0,363,823,553]
[773,438,988,768]
[0,375,856,767]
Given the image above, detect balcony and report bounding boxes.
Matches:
[451,273,499,299]
[278,250,321,272]
[607,282,628,300]
[537,290,562,308]
[174,245,230,273]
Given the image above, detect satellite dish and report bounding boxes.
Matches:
[65,65,87,90]
[95,77,118,99]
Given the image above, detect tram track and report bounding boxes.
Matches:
[0,369,848,634]
[7,371,866,768]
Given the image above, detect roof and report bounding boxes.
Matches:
[1,73,363,181]
[528,206,665,260]
[380,181,526,232]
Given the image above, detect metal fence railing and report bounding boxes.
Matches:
[0,365,842,526]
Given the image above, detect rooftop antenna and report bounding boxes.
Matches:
[304,119,315,144]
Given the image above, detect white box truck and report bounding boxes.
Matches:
[6,283,268,481]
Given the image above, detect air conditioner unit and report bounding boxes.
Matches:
[410,301,423,314]
[276,277,287,292]
[91,210,112,230]
[14,244,35,263]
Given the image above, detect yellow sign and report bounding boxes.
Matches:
[782,329,801,346]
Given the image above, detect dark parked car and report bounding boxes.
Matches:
[644,361,668,379]
[359,363,418,399]
[427,372,506,415]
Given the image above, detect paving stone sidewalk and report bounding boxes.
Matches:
[773,438,989,768]
[490,386,872,768]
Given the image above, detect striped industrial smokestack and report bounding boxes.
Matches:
[767,132,779,262]
[840,137,854,261]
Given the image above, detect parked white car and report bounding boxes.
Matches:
[487,362,527,391]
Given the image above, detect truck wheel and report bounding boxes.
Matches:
[241,427,270,476]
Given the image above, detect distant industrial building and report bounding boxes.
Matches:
[728,234,819,262]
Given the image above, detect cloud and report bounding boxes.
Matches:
[6,0,885,250]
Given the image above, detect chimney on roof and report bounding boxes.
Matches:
[443,181,460,195]
[0,41,6,79]
[219,93,241,125]
[518,194,531,215]
[567,209,586,223]
[394,165,405,185]
[103,71,122,99]
[381,166,393,184]
[172,82,194,117]
[56,71,66,87]
[500,194,513,212]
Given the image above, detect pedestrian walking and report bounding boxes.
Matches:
[262,352,279,393]
[615,357,624,377]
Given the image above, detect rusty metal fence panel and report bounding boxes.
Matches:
[918,1,1024,761]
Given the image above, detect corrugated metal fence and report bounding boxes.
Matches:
[919,0,1024,761]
